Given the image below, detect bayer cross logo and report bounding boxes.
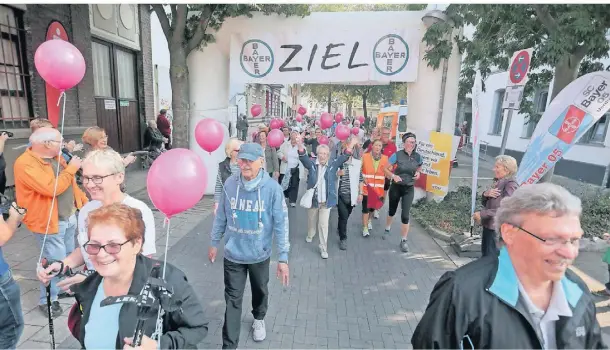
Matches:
[240,39,274,78]
[561,116,581,134]
[373,34,409,76]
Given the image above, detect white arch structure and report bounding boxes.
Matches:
[186,11,463,194]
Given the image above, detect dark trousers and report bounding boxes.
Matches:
[279,167,300,204]
[388,184,415,224]
[481,227,499,257]
[222,258,270,349]
[605,265,610,290]
[337,195,354,241]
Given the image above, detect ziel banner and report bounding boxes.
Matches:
[516,71,610,185]
[230,27,421,84]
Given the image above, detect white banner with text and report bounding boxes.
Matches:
[230,27,422,84]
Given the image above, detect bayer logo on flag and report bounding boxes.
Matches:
[547,105,593,144]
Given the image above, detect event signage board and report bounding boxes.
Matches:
[230,27,422,84]
[516,71,610,185]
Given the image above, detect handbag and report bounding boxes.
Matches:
[300,166,327,209]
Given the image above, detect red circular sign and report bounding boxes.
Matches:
[509,51,530,84]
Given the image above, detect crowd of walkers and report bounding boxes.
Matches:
[0,111,607,349]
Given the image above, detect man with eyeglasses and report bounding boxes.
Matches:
[412,183,605,349]
[14,127,88,318]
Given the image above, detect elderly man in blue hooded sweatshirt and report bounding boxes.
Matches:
[209,142,290,349]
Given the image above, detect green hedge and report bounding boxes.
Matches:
[412,186,610,238]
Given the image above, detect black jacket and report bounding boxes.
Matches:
[412,247,606,349]
[218,157,232,186]
[71,255,208,349]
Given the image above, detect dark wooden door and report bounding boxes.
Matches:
[91,40,140,153]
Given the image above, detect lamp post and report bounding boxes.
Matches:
[422,5,453,132]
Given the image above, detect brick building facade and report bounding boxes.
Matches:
[0,4,154,185]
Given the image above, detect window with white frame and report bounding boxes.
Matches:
[579,113,609,145]
[522,90,548,138]
[488,89,505,135]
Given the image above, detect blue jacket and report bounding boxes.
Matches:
[210,171,290,264]
[299,148,350,208]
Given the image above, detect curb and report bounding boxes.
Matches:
[412,214,453,242]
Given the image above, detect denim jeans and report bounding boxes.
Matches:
[0,270,24,349]
[34,214,77,305]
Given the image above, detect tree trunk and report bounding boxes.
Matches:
[347,99,353,119]
[362,93,368,120]
[539,53,584,183]
[169,47,190,149]
[327,85,332,112]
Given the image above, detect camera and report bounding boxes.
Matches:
[0,131,13,137]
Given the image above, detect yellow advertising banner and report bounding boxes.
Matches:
[418,131,453,196]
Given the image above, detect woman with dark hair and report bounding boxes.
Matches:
[384,132,422,253]
[256,130,280,180]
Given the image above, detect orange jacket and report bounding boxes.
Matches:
[14,149,88,234]
[362,153,388,197]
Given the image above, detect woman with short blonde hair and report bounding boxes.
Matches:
[473,154,519,257]
[215,138,243,213]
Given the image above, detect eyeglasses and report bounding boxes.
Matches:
[84,240,131,255]
[513,225,580,248]
[82,173,117,185]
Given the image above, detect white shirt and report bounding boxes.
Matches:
[517,280,573,349]
[284,143,300,169]
[316,162,327,203]
[77,195,157,270]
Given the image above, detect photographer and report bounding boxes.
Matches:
[0,202,26,348]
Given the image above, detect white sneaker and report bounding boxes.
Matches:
[306,236,313,243]
[252,319,266,342]
[373,210,380,219]
[321,250,329,259]
[368,221,373,230]
[362,229,370,237]
[290,203,296,207]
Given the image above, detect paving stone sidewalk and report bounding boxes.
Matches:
[165,190,463,349]
[8,169,213,349]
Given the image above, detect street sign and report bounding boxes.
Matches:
[502,85,525,110]
[507,48,533,87]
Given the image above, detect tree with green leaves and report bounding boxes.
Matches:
[423,4,610,181]
[310,4,426,12]
[151,4,309,148]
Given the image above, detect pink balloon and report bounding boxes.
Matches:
[352,127,360,135]
[318,135,329,145]
[298,105,307,115]
[34,40,85,91]
[279,119,285,127]
[251,104,262,117]
[195,118,224,153]
[270,119,282,130]
[147,148,207,218]
[336,124,351,141]
[359,115,365,124]
[320,112,333,129]
[267,129,284,148]
[315,120,320,126]
[335,113,344,123]
[296,114,303,122]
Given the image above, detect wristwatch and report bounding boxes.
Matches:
[279,261,288,264]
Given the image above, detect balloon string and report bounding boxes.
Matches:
[37,90,67,265]
[151,216,171,347]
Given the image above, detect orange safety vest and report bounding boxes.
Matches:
[361,153,388,197]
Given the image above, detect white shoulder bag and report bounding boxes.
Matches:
[300,166,327,209]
